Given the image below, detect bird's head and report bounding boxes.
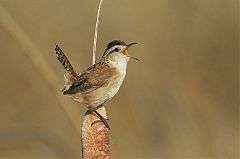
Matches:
[102,40,139,62]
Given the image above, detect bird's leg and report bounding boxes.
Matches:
[88,105,110,129]
[91,110,110,129]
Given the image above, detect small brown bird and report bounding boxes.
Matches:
[55,40,138,128]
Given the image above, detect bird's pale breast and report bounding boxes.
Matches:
[73,57,128,107]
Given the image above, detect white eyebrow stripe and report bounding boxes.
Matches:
[105,46,119,55]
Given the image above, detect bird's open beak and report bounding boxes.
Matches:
[127,42,138,48]
[123,43,138,55]
[123,42,140,61]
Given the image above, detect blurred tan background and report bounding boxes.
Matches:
[0,0,238,158]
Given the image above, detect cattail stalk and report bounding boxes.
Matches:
[92,0,103,65]
[82,106,110,158]
[82,0,110,158]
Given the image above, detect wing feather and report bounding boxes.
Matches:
[63,62,113,94]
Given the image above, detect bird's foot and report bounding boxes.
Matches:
[91,118,110,129]
[88,107,110,130]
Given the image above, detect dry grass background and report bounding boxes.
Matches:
[0,0,238,158]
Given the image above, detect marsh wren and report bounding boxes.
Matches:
[55,40,138,129]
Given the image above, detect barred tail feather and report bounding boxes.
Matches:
[55,44,77,91]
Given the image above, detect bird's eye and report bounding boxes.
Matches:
[114,48,119,52]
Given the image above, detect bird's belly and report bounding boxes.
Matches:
[88,75,124,107]
[73,73,125,107]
